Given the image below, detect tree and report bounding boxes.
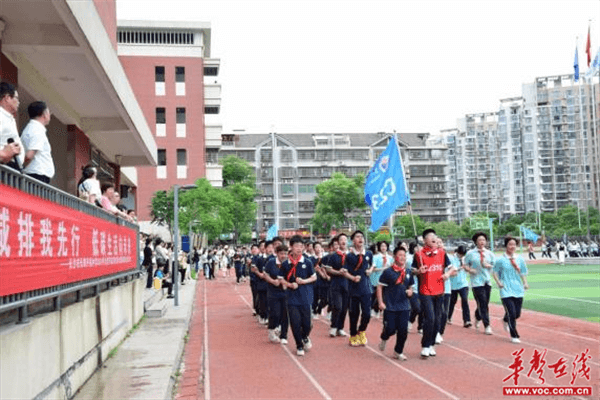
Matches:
[310,173,366,234]
[431,220,463,238]
[221,155,258,244]
[393,214,425,239]
[150,189,175,238]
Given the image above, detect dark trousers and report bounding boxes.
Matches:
[162,279,173,295]
[502,297,523,339]
[250,281,258,312]
[315,285,329,315]
[235,267,243,283]
[257,290,268,319]
[439,293,451,335]
[145,265,153,288]
[348,293,371,336]
[473,284,492,327]
[449,286,471,323]
[288,304,312,350]
[528,252,536,260]
[409,294,421,325]
[268,296,289,339]
[312,284,320,314]
[27,173,51,184]
[329,288,349,330]
[381,309,410,354]
[420,294,443,348]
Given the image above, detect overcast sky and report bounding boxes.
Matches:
[118,0,599,136]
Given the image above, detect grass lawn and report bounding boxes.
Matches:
[485,263,600,323]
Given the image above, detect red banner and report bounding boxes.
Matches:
[0,184,137,296]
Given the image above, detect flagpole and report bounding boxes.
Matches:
[393,132,418,244]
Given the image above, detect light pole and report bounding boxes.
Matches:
[173,183,197,306]
[485,202,496,251]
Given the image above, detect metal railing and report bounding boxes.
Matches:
[0,164,141,323]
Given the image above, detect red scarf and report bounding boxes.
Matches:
[354,253,364,271]
[287,254,301,280]
[382,255,387,268]
[479,249,486,267]
[336,250,346,266]
[392,263,406,285]
[508,255,521,273]
[423,246,438,257]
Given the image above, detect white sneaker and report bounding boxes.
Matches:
[329,328,337,337]
[280,338,288,345]
[475,320,481,330]
[435,333,443,344]
[429,346,436,356]
[447,318,453,325]
[407,322,413,332]
[420,347,430,358]
[268,330,281,343]
[394,352,408,361]
[337,329,349,337]
[379,339,387,352]
[503,321,509,333]
[511,338,521,344]
[297,349,305,356]
[485,326,493,335]
[275,325,281,334]
[303,337,313,350]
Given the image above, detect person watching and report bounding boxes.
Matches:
[21,101,54,184]
[0,81,24,169]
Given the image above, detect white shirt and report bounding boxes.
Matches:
[78,178,102,199]
[21,119,54,178]
[0,106,24,165]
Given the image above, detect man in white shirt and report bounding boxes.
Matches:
[0,82,24,169]
[21,101,54,184]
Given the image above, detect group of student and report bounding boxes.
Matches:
[245,228,530,359]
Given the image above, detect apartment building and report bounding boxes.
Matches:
[218,132,450,236]
[117,20,222,221]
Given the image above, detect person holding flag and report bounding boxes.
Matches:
[493,237,529,344]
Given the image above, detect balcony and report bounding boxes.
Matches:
[204,83,221,108]
[205,124,222,148]
[206,165,223,187]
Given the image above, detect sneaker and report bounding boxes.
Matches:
[349,335,361,347]
[275,325,281,335]
[303,337,312,351]
[358,331,368,345]
[420,347,430,358]
[418,329,423,335]
[329,328,337,337]
[296,348,305,356]
[485,326,493,335]
[407,322,413,332]
[475,320,481,330]
[447,318,453,325]
[269,331,281,343]
[429,346,436,356]
[464,321,472,328]
[379,339,387,351]
[326,312,332,320]
[503,321,509,333]
[280,338,288,345]
[337,329,349,337]
[394,352,408,361]
[511,338,521,344]
[435,333,443,344]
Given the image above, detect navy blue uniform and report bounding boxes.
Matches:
[255,254,270,320]
[345,250,373,337]
[327,251,349,331]
[265,257,288,340]
[279,256,315,351]
[249,254,259,314]
[313,254,329,315]
[379,266,414,354]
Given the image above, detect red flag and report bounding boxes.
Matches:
[586,26,591,67]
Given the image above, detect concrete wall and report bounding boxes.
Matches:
[0,277,144,400]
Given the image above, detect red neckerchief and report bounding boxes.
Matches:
[316,256,322,267]
[392,263,406,285]
[479,249,486,266]
[336,250,346,266]
[287,253,301,280]
[507,255,521,273]
[382,255,387,268]
[423,246,438,257]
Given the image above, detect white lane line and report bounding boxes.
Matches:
[455,305,599,343]
[517,339,600,367]
[526,292,600,304]
[237,292,332,400]
[203,278,211,400]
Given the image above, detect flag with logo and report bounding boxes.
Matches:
[520,226,539,243]
[585,46,600,79]
[574,45,580,82]
[266,224,278,240]
[364,137,410,232]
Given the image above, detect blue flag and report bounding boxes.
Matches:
[266,224,278,240]
[521,226,539,243]
[574,45,579,82]
[364,137,410,232]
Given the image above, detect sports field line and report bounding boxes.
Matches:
[525,292,600,304]
[237,291,332,400]
[517,339,600,368]
[204,279,211,400]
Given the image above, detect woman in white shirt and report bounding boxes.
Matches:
[77,165,101,204]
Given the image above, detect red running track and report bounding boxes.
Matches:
[176,276,599,400]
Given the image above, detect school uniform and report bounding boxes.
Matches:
[250,254,259,314]
[327,251,349,332]
[265,257,289,340]
[371,253,392,312]
[234,257,244,283]
[312,254,329,316]
[279,256,315,351]
[448,255,471,326]
[412,247,451,351]
[255,254,270,321]
[465,248,495,328]
[407,254,422,328]
[379,265,414,355]
[494,255,528,339]
[439,264,453,336]
[345,249,374,339]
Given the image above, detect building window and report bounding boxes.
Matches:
[176,108,186,137]
[157,149,166,179]
[177,149,187,179]
[175,67,185,96]
[176,108,186,123]
[155,66,165,96]
[156,107,166,137]
[205,106,219,114]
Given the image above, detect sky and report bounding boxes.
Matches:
[117,0,600,137]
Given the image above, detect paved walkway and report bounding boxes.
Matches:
[74,280,197,400]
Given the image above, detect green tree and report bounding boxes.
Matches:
[150,189,175,237]
[393,214,425,239]
[221,155,258,244]
[311,173,366,234]
[431,220,463,238]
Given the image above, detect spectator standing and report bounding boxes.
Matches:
[21,101,54,183]
[527,241,536,260]
[77,165,101,204]
[0,82,24,169]
[143,238,154,288]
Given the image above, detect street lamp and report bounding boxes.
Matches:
[173,183,197,306]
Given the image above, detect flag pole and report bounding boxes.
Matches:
[393,132,418,243]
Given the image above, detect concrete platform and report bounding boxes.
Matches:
[73,279,197,400]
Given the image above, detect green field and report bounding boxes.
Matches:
[485,263,600,323]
